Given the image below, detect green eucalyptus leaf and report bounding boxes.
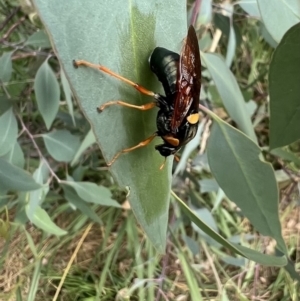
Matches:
[34,59,60,129]
[199,178,219,193]
[0,108,18,156]
[0,96,12,115]
[271,148,300,166]
[196,0,212,26]
[245,100,257,118]
[238,0,261,18]
[260,22,278,48]
[62,181,120,208]
[191,207,219,235]
[221,256,246,267]
[0,51,13,83]
[1,141,25,168]
[0,157,41,191]
[202,53,257,142]
[62,185,102,224]
[71,128,96,166]
[26,161,50,220]
[269,23,300,149]
[33,0,186,252]
[43,130,80,162]
[61,69,75,125]
[225,22,236,67]
[174,192,287,267]
[25,30,51,48]
[206,114,287,255]
[25,205,67,236]
[257,0,300,42]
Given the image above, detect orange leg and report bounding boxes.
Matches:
[107,133,157,166]
[73,59,157,97]
[98,100,156,112]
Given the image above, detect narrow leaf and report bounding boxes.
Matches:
[25,30,51,48]
[26,161,50,220]
[62,181,120,207]
[27,259,41,301]
[0,157,41,191]
[191,207,219,235]
[177,251,203,301]
[225,21,236,67]
[43,130,80,162]
[34,59,60,129]
[0,51,13,83]
[61,69,75,125]
[269,23,300,149]
[202,53,257,142]
[0,95,12,115]
[206,115,287,254]
[26,205,67,236]
[238,0,261,18]
[257,0,300,42]
[199,178,219,193]
[196,0,212,26]
[271,148,300,166]
[174,191,287,267]
[1,141,25,168]
[71,128,96,166]
[62,185,102,224]
[0,108,18,156]
[260,22,278,48]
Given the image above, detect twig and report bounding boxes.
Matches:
[0,16,26,43]
[11,51,50,60]
[0,80,11,98]
[277,159,300,183]
[0,6,20,32]
[17,115,61,183]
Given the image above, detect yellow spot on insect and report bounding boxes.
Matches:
[187,113,200,124]
[163,135,180,146]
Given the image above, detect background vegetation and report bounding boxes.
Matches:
[0,0,299,300]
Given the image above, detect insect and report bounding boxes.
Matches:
[73,25,201,168]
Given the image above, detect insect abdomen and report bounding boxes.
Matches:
[149,47,179,98]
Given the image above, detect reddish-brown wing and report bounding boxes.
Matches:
[171,25,201,131]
